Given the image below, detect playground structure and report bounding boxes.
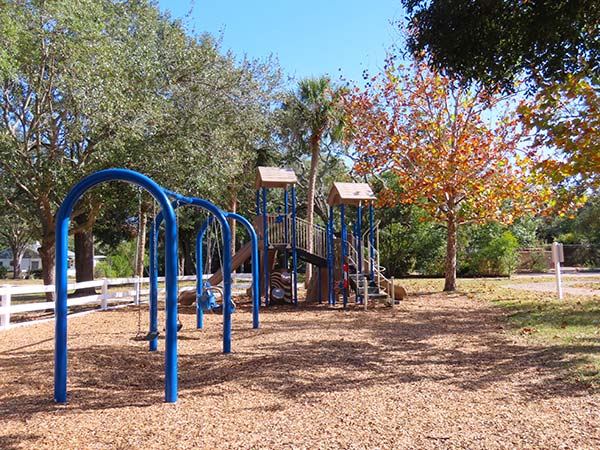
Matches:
[175,166,400,309]
[229,166,397,308]
[53,166,401,405]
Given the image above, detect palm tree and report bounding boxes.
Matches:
[279,76,343,286]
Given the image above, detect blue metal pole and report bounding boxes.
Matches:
[195,217,213,329]
[369,202,375,280]
[283,188,289,270]
[356,204,363,304]
[291,185,298,306]
[328,206,334,306]
[255,190,260,217]
[357,202,363,276]
[262,187,269,307]
[54,169,178,403]
[341,204,348,309]
[225,212,260,329]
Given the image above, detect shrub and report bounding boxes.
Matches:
[467,231,520,276]
[0,265,7,279]
[28,269,43,279]
[94,254,134,278]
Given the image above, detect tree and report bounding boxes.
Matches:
[519,73,600,193]
[342,56,541,291]
[0,208,34,279]
[0,0,177,293]
[278,77,344,284]
[402,0,600,91]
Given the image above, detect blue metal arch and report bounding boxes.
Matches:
[54,168,179,404]
[224,212,260,329]
[149,193,234,353]
[194,212,260,329]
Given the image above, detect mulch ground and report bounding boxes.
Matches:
[1,291,599,449]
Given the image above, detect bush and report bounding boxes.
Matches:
[94,254,134,278]
[28,269,43,279]
[466,231,520,277]
[0,265,7,279]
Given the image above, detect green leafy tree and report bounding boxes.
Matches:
[402,0,600,91]
[0,0,179,292]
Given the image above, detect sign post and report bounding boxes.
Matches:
[552,242,564,300]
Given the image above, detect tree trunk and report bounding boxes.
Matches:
[135,202,148,277]
[73,213,96,296]
[444,215,458,292]
[180,234,195,275]
[10,247,23,279]
[38,235,56,302]
[305,137,321,287]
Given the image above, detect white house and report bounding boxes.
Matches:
[0,243,104,278]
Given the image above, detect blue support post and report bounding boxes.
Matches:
[54,169,179,404]
[357,202,363,275]
[340,204,348,309]
[291,185,298,306]
[283,188,289,270]
[284,188,289,244]
[255,190,260,217]
[327,206,335,306]
[262,187,269,307]
[369,202,375,280]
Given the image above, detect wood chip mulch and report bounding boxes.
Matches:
[1,292,599,449]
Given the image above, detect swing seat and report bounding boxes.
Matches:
[143,330,160,341]
[198,290,219,311]
[132,330,159,341]
[211,301,236,313]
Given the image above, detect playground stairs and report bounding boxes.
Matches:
[348,270,389,302]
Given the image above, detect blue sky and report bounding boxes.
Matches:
[157,0,405,85]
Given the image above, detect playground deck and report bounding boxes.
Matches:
[1,292,599,449]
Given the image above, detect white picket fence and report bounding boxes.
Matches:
[0,274,252,331]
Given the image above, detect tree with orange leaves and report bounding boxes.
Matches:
[519,73,600,193]
[342,56,541,291]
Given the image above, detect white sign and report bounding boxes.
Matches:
[552,242,564,299]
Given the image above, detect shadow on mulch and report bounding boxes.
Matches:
[0,298,595,423]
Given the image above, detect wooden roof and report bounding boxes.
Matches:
[255,166,297,189]
[327,182,377,206]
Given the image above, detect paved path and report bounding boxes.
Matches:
[505,280,600,297]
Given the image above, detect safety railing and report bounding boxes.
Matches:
[265,214,288,246]
[294,217,327,258]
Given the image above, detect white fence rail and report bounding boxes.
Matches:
[0,274,252,331]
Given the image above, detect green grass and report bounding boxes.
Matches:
[398,277,600,387]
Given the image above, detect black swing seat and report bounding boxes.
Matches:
[143,330,160,341]
[133,330,159,341]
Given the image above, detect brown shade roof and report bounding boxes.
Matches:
[255,166,298,189]
[327,182,377,206]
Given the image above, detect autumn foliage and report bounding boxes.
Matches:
[342,56,541,291]
[519,73,600,192]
